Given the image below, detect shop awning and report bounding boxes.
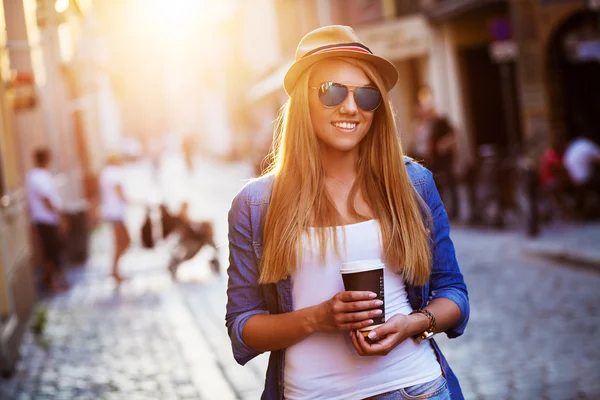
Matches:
[421,0,506,22]
[356,15,430,61]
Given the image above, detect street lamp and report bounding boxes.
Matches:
[488,18,519,157]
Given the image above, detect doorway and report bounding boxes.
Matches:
[547,11,600,144]
[461,45,522,152]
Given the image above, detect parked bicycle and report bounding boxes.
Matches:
[473,144,539,237]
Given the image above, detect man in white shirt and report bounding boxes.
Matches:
[26,148,69,293]
[564,137,600,184]
[99,154,130,283]
[564,136,600,216]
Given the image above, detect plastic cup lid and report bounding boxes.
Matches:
[340,259,384,274]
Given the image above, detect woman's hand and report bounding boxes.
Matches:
[349,314,414,356]
[311,291,383,333]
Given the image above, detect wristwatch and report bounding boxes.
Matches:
[409,308,436,342]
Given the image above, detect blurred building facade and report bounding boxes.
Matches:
[537,0,600,148]
[243,0,600,171]
[423,0,600,162]
[3,0,122,204]
[0,0,35,376]
[0,0,120,374]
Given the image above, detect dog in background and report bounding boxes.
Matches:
[161,202,220,280]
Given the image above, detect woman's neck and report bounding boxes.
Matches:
[320,147,358,186]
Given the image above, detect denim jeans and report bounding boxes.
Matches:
[363,375,450,400]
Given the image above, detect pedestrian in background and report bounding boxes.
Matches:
[26,148,69,293]
[411,87,434,166]
[182,135,195,173]
[99,154,130,283]
[226,26,469,400]
[539,139,571,219]
[427,109,459,221]
[412,87,459,221]
[563,135,600,218]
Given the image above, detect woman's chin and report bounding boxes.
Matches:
[319,138,362,154]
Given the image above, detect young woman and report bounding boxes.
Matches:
[226,25,469,400]
[99,154,130,283]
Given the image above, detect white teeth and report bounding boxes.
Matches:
[333,122,357,129]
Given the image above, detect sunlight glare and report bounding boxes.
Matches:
[55,0,69,13]
[141,0,236,38]
[75,0,93,13]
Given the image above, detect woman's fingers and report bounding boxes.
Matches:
[339,308,382,323]
[349,331,365,356]
[333,298,382,314]
[345,299,383,312]
[367,334,396,352]
[321,291,384,333]
[354,331,372,354]
[355,331,401,356]
[350,330,369,356]
[337,291,377,302]
[343,319,374,331]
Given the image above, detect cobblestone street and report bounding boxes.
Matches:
[436,229,600,400]
[1,156,599,400]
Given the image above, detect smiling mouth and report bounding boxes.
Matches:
[332,121,358,130]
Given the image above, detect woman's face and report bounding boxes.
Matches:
[308,59,376,155]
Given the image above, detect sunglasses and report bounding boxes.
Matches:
[310,82,382,112]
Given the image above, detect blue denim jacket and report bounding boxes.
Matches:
[226,158,469,400]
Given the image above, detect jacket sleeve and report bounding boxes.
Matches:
[225,187,269,365]
[424,169,470,338]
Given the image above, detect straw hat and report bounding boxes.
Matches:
[283,25,398,95]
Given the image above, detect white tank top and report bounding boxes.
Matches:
[284,220,441,400]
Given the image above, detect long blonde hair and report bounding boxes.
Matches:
[259,57,432,286]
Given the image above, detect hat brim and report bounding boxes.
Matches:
[283,51,398,95]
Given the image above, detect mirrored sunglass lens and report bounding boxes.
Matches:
[355,87,381,111]
[318,83,348,107]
